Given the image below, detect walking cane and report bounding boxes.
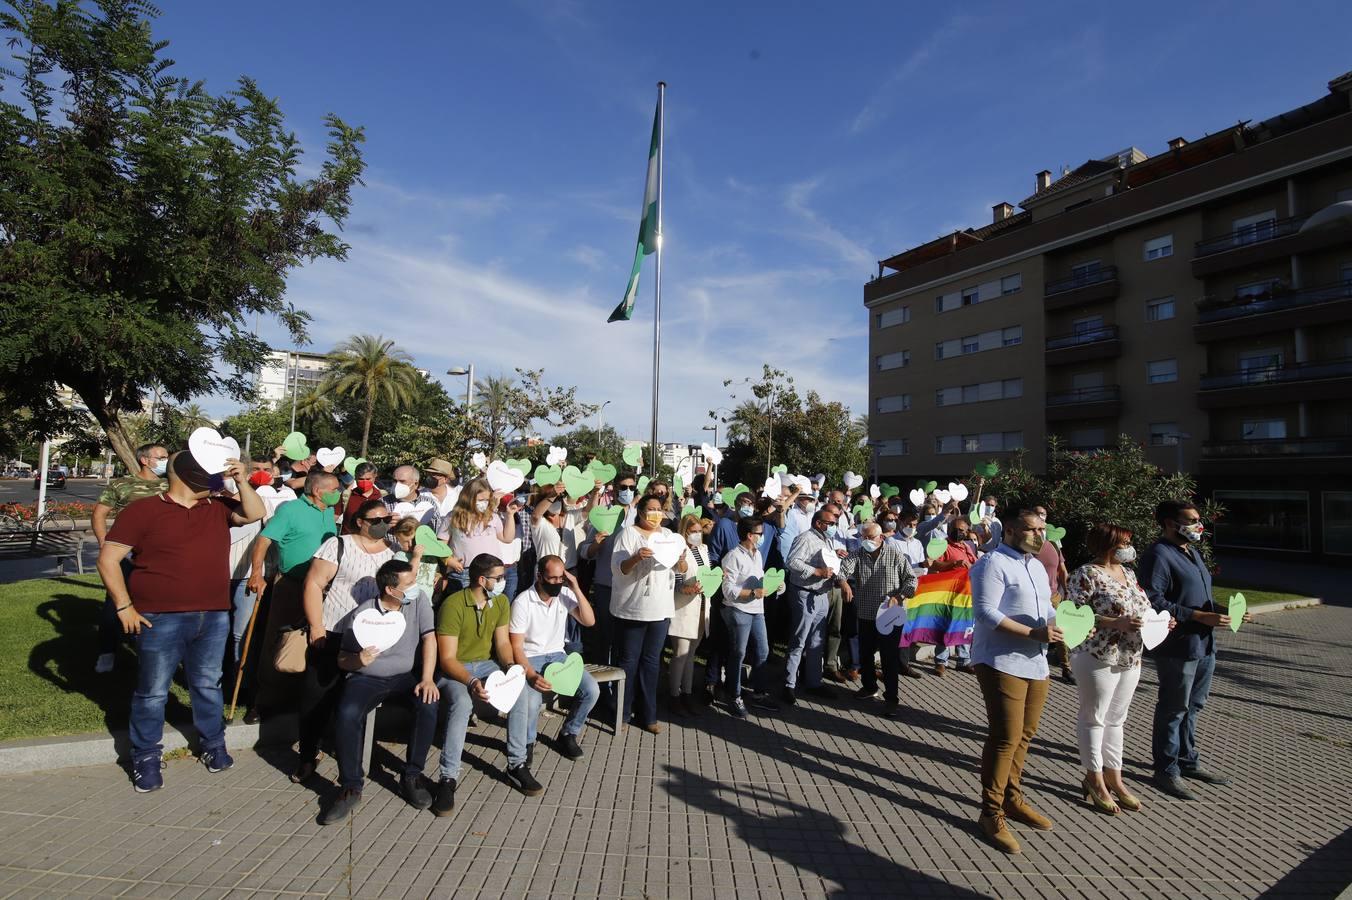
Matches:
[227,584,264,722]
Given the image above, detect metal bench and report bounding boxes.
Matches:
[0,529,88,574]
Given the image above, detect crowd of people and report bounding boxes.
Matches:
[92,438,1250,851]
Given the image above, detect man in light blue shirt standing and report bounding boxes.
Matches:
[783,507,853,704]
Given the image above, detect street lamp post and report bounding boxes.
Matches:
[598,400,611,434]
[447,365,475,417]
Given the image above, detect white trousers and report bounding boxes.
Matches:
[1071,651,1142,772]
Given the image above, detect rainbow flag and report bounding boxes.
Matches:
[899,568,974,648]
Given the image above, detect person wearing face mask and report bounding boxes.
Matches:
[1140,499,1249,801]
[930,518,979,675]
[969,507,1061,854]
[779,490,817,563]
[249,470,342,714]
[702,490,755,703]
[341,462,383,534]
[387,464,434,526]
[668,514,713,716]
[783,507,854,704]
[319,560,440,824]
[97,450,264,792]
[611,494,695,733]
[91,442,170,674]
[447,477,518,595]
[581,477,640,667]
[719,515,780,719]
[1031,503,1073,683]
[1065,523,1173,816]
[389,516,444,602]
[506,556,599,769]
[421,458,462,537]
[435,553,529,810]
[916,497,954,543]
[893,512,927,575]
[840,522,919,716]
[973,495,1004,554]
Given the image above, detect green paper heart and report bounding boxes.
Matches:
[674,474,684,496]
[975,461,1000,477]
[623,445,643,466]
[588,462,617,485]
[1045,524,1067,545]
[562,465,594,499]
[913,479,937,493]
[281,431,310,461]
[589,505,623,535]
[969,510,983,525]
[543,652,585,697]
[680,504,700,520]
[414,525,453,558]
[1227,592,1246,632]
[761,568,786,594]
[880,484,900,499]
[926,538,948,560]
[720,483,751,509]
[504,458,532,476]
[771,464,787,475]
[697,566,724,596]
[343,456,368,476]
[852,504,873,523]
[533,464,562,485]
[1056,602,1095,649]
[636,475,650,495]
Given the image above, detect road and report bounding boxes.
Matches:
[0,478,108,506]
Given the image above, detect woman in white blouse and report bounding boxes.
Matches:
[447,477,518,595]
[611,494,694,734]
[668,514,711,717]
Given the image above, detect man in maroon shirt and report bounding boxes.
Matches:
[98,451,264,792]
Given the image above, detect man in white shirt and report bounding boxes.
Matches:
[506,556,599,765]
[388,465,434,525]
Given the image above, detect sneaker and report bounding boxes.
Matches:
[855,685,882,700]
[558,734,584,760]
[95,653,115,674]
[781,687,797,706]
[319,787,362,825]
[132,755,164,793]
[506,764,544,797]
[729,698,749,719]
[1181,768,1231,786]
[1152,773,1198,801]
[432,777,457,816]
[201,748,234,773]
[748,692,778,712]
[401,773,432,810]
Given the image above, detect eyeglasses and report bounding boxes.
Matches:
[365,516,392,524]
[749,531,764,537]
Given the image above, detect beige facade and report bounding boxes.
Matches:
[864,73,1352,559]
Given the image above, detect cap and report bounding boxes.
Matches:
[426,458,457,478]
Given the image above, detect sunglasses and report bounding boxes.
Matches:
[365,516,392,524]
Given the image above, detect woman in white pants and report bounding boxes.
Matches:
[668,514,711,715]
[1065,523,1173,814]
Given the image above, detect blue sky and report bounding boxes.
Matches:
[158,0,1352,443]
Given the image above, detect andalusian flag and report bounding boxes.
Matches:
[899,569,975,648]
[608,98,661,323]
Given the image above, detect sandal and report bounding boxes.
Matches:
[1081,775,1120,815]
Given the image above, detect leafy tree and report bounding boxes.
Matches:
[323,335,420,456]
[471,369,597,458]
[218,404,292,460]
[549,425,626,468]
[0,0,365,470]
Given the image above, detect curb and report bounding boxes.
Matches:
[1247,596,1322,614]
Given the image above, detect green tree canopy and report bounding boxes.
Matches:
[323,334,420,456]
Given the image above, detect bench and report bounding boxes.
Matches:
[0,529,88,574]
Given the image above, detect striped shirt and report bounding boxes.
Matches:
[839,541,918,621]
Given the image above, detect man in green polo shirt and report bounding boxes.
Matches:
[248,470,340,710]
[432,552,532,816]
[91,443,169,673]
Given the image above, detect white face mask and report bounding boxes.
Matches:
[222,477,237,495]
[686,532,702,548]
[901,526,916,539]
[475,499,489,513]
[861,539,880,553]
[1113,545,1137,563]
[393,482,412,500]
[484,579,505,598]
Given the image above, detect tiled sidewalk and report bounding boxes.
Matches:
[0,605,1349,899]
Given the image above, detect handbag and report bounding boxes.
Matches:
[273,535,344,674]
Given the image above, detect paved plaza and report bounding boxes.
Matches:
[0,603,1348,899]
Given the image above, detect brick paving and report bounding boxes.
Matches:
[0,605,1349,899]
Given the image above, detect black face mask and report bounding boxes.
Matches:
[539,581,564,598]
[420,475,441,490]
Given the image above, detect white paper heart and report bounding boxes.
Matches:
[761,476,780,499]
[315,446,345,468]
[933,489,951,505]
[700,442,723,466]
[820,549,839,573]
[351,607,406,652]
[948,482,969,502]
[793,475,813,494]
[870,484,881,500]
[187,427,239,476]
[484,665,526,713]
[843,471,863,490]
[497,537,522,565]
[875,603,907,635]
[648,533,685,569]
[470,451,487,472]
[546,445,567,466]
[1141,609,1171,650]
[908,488,926,507]
[485,460,526,494]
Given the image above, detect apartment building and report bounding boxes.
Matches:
[255,349,334,406]
[864,72,1352,561]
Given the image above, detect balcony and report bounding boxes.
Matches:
[1198,358,1352,408]
[1045,325,1121,366]
[1045,385,1123,422]
[1193,281,1352,341]
[1202,436,1352,465]
[1044,265,1119,311]
[1191,214,1352,277]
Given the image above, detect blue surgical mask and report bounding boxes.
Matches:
[618,489,635,505]
[151,459,168,476]
[825,525,837,538]
[738,505,755,518]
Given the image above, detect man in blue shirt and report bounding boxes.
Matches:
[1139,499,1249,800]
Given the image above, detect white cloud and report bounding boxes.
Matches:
[848,14,976,136]
[783,177,876,272]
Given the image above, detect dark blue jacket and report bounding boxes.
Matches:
[1139,539,1215,660]
[708,512,740,566]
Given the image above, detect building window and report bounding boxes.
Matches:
[1242,418,1286,440]
[1236,279,1280,300]
[961,289,979,307]
[875,394,910,414]
[877,439,909,457]
[1002,325,1023,346]
[936,292,961,314]
[875,350,910,371]
[1149,422,1180,446]
[1146,297,1175,321]
[876,306,911,329]
[1069,427,1107,450]
[961,336,980,354]
[1238,349,1283,382]
[1071,260,1102,279]
[1212,490,1310,552]
[1232,210,1277,245]
[1073,315,1104,335]
[936,432,1022,454]
[1143,234,1173,261]
[1147,358,1178,384]
[1323,491,1352,556]
[1001,273,1022,294]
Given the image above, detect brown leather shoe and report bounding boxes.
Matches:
[1003,797,1053,831]
[978,814,1021,854]
[825,668,848,684]
[933,663,947,678]
[638,722,663,735]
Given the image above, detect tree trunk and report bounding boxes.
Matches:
[361,393,373,457]
[83,394,140,472]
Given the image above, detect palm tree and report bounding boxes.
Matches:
[292,388,335,429]
[325,335,420,456]
[178,403,215,431]
[473,374,515,457]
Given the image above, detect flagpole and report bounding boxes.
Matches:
[649,81,665,480]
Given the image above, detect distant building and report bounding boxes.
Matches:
[255,350,333,406]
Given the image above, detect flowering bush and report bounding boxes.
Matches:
[0,501,96,522]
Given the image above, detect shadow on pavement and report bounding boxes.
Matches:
[1258,824,1352,899]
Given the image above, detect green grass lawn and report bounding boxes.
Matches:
[1213,585,1307,607]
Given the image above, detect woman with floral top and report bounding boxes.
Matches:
[1066,523,1175,814]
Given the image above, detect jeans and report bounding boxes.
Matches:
[935,643,971,665]
[226,578,257,687]
[785,586,831,689]
[975,664,1049,818]
[613,617,670,727]
[503,565,518,604]
[297,637,343,761]
[130,611,229,763]
[507,651,599,762]
[447,569,468,593]
[333,671,438,789]
[1071,652,1142,772]
[1151,652,1216,777]
[858,619,901,704]
[439,659,519,779]
[98,558,135,656]
[722,607,768,698]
